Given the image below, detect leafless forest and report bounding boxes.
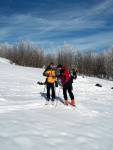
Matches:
[0,40,113,79]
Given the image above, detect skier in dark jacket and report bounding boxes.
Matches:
[57,64,75,106]
[72,68,77,79]
[43,62,56,104]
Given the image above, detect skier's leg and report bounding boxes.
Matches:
[51,83,55,101]
[63,86,68,105]
[47,83,50,100]
[63,86,67,100]
[68,85,75,106]
[68,85,74,99]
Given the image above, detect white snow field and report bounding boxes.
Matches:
[0,57,113,150]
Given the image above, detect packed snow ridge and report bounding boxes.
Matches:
[0,57,113,150]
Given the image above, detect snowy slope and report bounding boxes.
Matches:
[0,57,11,64]
[0,57,113,150]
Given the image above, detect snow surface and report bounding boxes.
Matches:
[0,57,113,150]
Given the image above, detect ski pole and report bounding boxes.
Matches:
[58,86,61,97]
[55,86,61,108]
[41,85,46,99]
[76,105,85,114]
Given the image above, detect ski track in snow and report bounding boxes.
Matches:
[0,58,113,150]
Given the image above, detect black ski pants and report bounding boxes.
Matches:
[63,84,74,100]
[73,72,77,79]
[47,82,55,100]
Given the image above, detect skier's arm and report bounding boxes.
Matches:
[62,75,66,85]
[43,70,49,77]
[43,70,55,78]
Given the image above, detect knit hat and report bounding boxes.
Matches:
[50,62,54,66]
[57,64,62,68]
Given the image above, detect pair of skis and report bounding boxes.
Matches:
[45,99,76,110]
[63,102,76,110]
[44,98,85,113]
[45,100,55,106]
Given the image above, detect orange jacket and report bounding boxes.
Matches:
[43,67,55,83]
[46,70,55,83]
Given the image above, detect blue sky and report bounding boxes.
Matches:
[0,0,113,52]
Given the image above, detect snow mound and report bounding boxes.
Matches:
[0,57,11,65]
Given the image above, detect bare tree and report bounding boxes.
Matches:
[56,42,74,70]
[0,40,113,80]
[105,46,113,79]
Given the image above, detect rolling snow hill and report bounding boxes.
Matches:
[0,57,113,150]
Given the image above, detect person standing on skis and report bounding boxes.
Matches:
[72,67,78,79]
[57,64,75,106]
[43,62,56,104]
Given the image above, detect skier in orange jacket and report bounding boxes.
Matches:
[43,62,56,103]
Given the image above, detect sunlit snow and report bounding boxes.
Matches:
[0,58,113,150]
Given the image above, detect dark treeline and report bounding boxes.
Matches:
[0,40,113,80]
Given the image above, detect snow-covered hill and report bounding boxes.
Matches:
[0,57,113,150]
[0,57,11,64]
